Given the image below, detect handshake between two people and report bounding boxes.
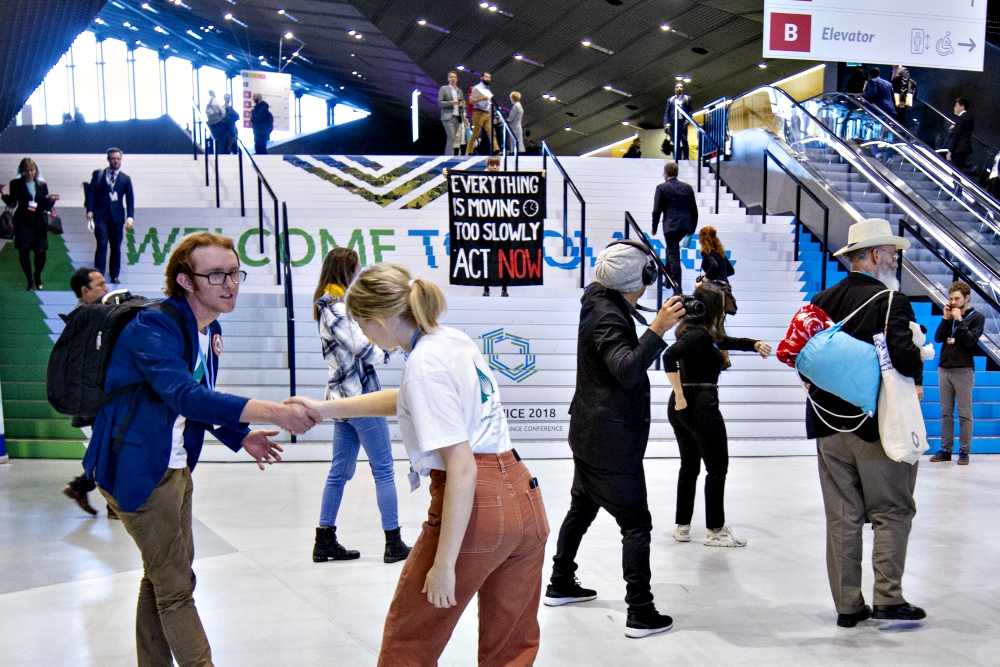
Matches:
[236,391,401,470]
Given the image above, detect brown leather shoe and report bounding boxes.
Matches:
[63,484,98,516]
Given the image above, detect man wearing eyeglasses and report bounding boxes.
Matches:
[80,232,323,667]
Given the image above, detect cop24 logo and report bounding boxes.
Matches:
[481,328,538,382]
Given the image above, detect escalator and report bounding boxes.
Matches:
[722,85,1000,361]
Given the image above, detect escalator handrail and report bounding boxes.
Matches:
[730,85,1000,292]
[818,93,1000,217]
[861,139,1000,239]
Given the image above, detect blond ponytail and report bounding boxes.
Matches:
[345,262,446,332]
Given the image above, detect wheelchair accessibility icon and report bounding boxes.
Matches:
[936,31,954,57]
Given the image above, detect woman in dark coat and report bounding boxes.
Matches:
[1,157,59,289]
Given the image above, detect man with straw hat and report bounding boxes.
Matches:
[806,218,928,628]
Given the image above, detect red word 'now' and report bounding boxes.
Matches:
[498,249,542,279]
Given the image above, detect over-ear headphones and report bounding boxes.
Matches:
[605,239,658,286]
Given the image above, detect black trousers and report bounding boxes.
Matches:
[550,455,654,612]
[18,248,46,286]
[668,386,729,530]
[673,124,689,160]
[662,230,687,295]
[93,217,124,280]
[951,150,971,170]
[254,135,269,155]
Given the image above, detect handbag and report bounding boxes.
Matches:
[875,291,929,464]
[0,205,14,240]
[796,289,889,424]
[47,210,63,235]
[696,275,737,315]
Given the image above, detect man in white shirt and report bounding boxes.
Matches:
[467,72,499,155]
[438,71,466,156]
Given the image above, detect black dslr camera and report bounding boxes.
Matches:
[679,294,706,319]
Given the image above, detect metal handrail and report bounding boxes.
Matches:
[822,93,1000,216]
[624,210,667,370]
[541,140,587,288]
[236,137,281,280]
[762,148,832,290]
[492,102,520,171]
[281,202,297,424]
[898,217,1000,310]
[862,140,1000,238]
[674,106,721,213]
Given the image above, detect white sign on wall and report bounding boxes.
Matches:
[240,70,292,132]
[763,0,987,72]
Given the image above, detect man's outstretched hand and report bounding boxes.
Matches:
[273,402,323,435]
[242,430,283,470]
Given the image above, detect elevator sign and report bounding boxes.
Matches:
[763,0,987,72]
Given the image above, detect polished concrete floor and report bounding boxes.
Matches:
[1,455,998,666]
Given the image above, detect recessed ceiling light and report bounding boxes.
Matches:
[278,8,285,14]
[581,39,591,46]
[284,32,294,39]
[340,86,345,89]
[457,64,465,70]
[565,126,571,131]
[354,33,363,39]
[660,23,670,31]
[514,54,523,60]
[581,39,614,55]
[352,70,358,75]
[417,18,426,25]
[759,62,767,68]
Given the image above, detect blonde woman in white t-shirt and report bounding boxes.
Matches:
[288,263,550,666]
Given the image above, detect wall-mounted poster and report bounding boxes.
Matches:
[240,70,292,132]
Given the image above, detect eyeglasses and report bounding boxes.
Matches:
[191,270,248,285]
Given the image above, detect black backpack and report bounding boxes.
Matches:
[47,291,192,428]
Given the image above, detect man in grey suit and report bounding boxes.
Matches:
[438,71,466,155]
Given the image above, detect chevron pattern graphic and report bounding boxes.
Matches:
[283,155,487,209]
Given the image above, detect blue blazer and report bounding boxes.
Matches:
[652,178,699,235]
[86,168,135,225]
[81,297,251,511]
[862,77,896,117]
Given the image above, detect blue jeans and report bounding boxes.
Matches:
[320,417,399,531]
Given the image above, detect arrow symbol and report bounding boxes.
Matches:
[958,38,976,51]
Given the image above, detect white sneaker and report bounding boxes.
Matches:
[672,524,691,542]
[704,526,746,547]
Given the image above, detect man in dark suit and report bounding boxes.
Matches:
[947,97,974,170]
[652,162,699,295]
[861,68,897,117]
[662,83,693,160]
[890,65,911,124]
[86,148,135,284]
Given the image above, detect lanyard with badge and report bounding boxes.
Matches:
[107,169,119,202]
[194,335,214,389]
[406,327,423,492]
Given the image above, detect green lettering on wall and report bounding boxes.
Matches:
[126,227,181,266]
[320,229,339,258]
[370,229,395,263]
[237,228,270,267]
[288,228,315,268]
[347,229,367,266]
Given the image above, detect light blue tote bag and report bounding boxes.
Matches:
[795,289,889,422]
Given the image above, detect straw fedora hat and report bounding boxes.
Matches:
[833,218,910,256]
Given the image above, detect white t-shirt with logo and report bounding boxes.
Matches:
[397,326,511,473]
[168,331,210,469]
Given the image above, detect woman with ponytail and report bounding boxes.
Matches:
[290,263,549,666]
[311,249,410,564]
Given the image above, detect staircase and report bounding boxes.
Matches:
[0,153,813,460]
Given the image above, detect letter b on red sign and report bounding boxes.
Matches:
[770,13,811,52]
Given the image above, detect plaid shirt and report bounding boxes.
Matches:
[317,293,389,401]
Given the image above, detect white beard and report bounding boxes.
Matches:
[876,270,900,292]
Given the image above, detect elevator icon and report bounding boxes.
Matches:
[911,28,930,54]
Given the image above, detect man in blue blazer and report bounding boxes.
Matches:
[81,232,322,667]
[86,148,135,284]
[652,162,699,295]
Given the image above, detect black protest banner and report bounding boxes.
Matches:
[448,170,546,286]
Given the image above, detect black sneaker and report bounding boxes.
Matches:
[837,605,872,627]
[625,608,674,638]
[482,286,491,297]
[501,287,509,297]
[543,578,597,607]
[872,603,926,621]
[958,453,970,466]
[929,450,951,462]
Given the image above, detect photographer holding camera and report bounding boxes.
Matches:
[663,282,771,548]
[545,240,685,639]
